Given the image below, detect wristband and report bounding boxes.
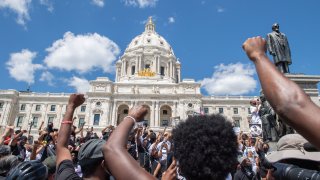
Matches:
[61,121,73,124]
[125,116,136,124]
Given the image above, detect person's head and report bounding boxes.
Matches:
[19,136,28,146]
[78,139,109,179]
[244,139,250,147]
[71,151,78,163]
[142,139,148,148]
[266,133,320,180]
[6,160,48,180]
[262,143,270,153]
[250,138,256,146]
[163,132,170,141]
[0,155,20,177]
[249,99,257,106]
[172,114,238,180]
[240,158,252,169]
[241,133,248,141]
[0,145,11,158]
[272,23,280,32]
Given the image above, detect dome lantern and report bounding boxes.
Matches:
[145,16,155,33]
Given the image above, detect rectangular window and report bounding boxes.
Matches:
[131,66,135,75]
[204,107,209,114]
[78,117,85,128]
[93,114,100,126]
[48,116,54,124]
[161,120,169,127]
[32,117,38,128]
[0,102,3,110]
[248,108,251,114]
[234,120,240,127]
[233,108,239,114]
[160,66,165,76]
[123,109,128,114]
[16,116,23,127]
[80,106,86,112]
[20,104,26,111]
[145,64,150,69]
[163,110,168,115]
[50,105,56,111]
[218,107,224,114]
[35,105,41,111]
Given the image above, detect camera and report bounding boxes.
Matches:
[258,151,320,180]
[272,162,320,180]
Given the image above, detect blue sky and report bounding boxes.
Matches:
[0,0,319,96]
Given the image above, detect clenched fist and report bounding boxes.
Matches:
[242,36,267,62]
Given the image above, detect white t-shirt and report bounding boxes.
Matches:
[250,106,261,124]
[157,141,171,161]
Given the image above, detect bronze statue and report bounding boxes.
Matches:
[266,23,292,73]
[259,93,277,141]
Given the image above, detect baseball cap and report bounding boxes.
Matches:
[78,139,106,166]
[266,134,320,163]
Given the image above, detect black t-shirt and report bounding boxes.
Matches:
[55,160,82,180]
[10,144,26,160]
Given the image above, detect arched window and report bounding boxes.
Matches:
[160,66,165,76]
[131,66,135,75]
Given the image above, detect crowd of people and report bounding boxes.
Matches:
[0,37,320,180]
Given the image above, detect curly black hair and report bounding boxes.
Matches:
[172,114,238,180]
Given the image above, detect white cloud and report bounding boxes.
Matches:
[39,0,53,12]
[124,0,158,8]
[40,71,54,86]
[68,76,90,93]
[168,17,175,24]
[6,49,43,84]
[44,31,120,74]
[200,63,257,95]
[91,0,104,7]
[0,0,32,25]
[217,6,225,13]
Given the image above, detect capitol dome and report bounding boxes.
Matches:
[125,17,174,55]
[116,17,181,84]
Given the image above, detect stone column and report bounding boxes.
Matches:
[56,104,63,126]
[42,104,48,127]
[157,56,160,74]
[135,56,139,74]
[121,61,124,76]
[150,101,155,127]
[0,101,9,127]
[123,61,127,76]
[85,101,91,127]
[138,56,142,71]
[111,101,117,126]
[155,101,160,127]
[105,101,110,125]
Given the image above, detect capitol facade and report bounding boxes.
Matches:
[1,17,318,136]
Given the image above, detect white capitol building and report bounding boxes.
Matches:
[1,17,319,135]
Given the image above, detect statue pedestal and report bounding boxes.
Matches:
[285,74,320,106]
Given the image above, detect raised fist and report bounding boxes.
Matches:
[68,94,85,108]
[242,36,267,61]
[128,105,148,122]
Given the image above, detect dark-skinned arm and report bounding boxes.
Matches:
[56,94,85,167]
[243,36,320,149]
[103,105,155,180]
